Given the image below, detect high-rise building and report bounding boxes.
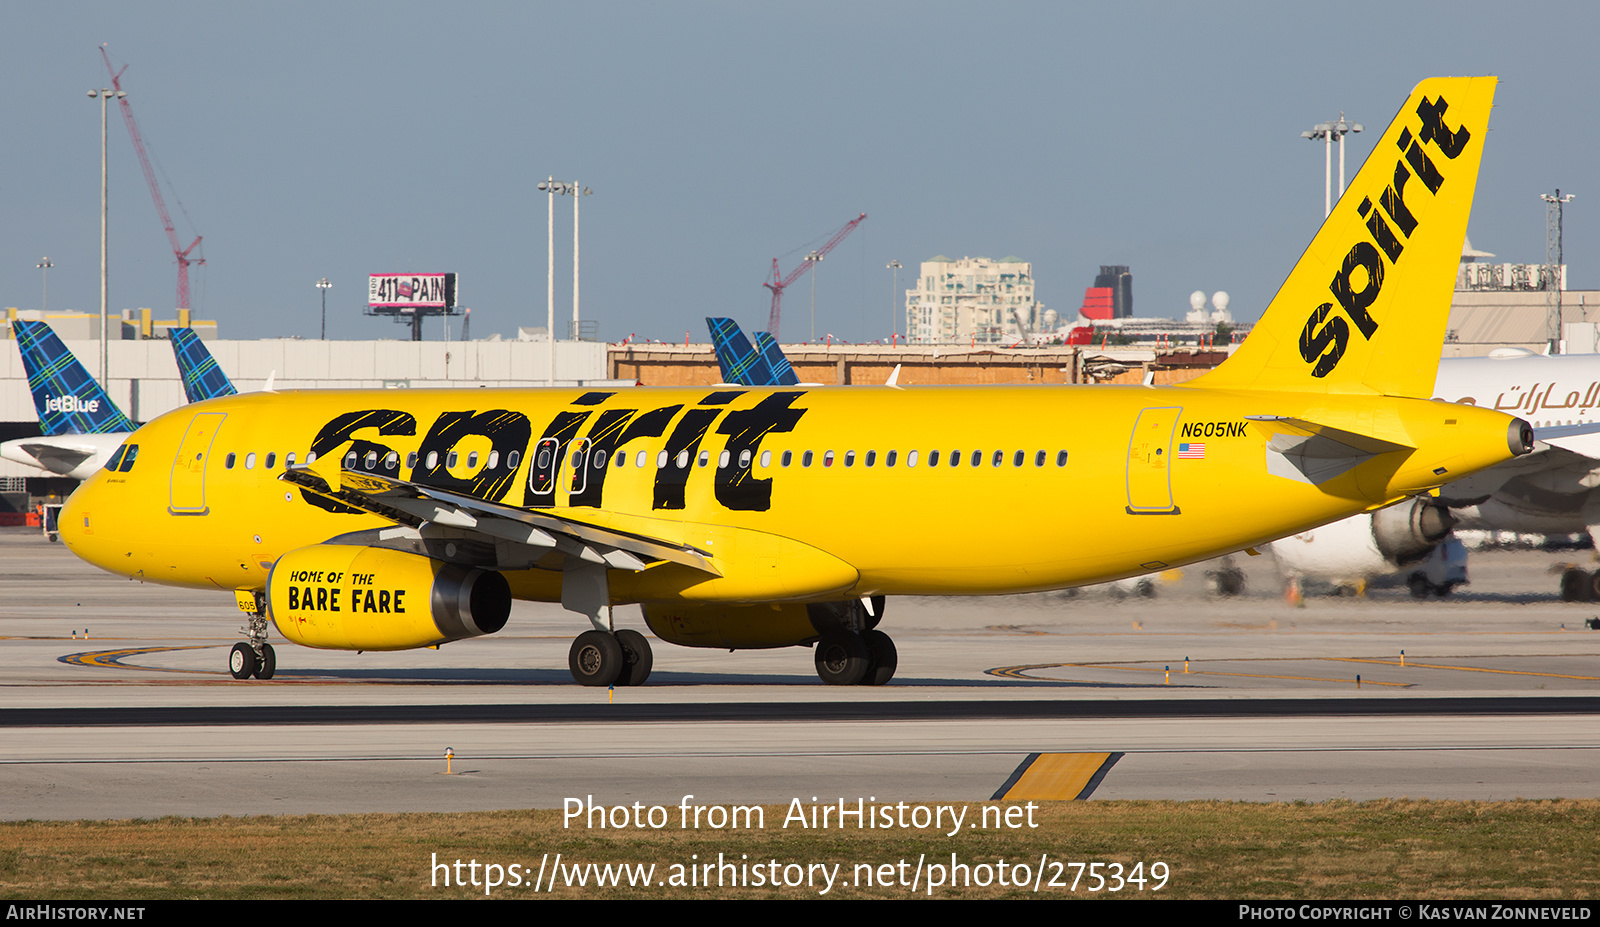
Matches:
[1093,265,1134,318]
[904,256,1037,344]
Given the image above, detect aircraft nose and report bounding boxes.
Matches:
[57,475,106,555]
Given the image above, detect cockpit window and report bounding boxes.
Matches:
[105,445,128,472]
[119,444,139,472]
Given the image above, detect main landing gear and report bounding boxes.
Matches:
[812,596,896,686]
[1559,567,1600,603]
[228,591,276,680]
[568,628,653,687]
[814,629,897,686]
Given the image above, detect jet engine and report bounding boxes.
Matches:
[268,545,511,651]
[1270,497,1456,584]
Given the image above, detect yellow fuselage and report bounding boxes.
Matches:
[61,383,1519,605]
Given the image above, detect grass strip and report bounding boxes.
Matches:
[2,799,1597,900]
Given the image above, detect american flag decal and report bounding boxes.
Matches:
[1177,443,1206,459]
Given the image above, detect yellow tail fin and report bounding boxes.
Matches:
[1189,77,1496,397]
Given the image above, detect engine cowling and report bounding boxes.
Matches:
[1271,497,1455,582]
[268,545,511,651]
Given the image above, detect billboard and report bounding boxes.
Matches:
[368,273,458,309]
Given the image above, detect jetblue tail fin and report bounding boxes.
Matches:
[708,317,798,387]
[752,331,799,386]
[1188,77,1496,398]
[169,327,238,402]
[13,320,136,435]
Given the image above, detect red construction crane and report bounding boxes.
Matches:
[763,212,866,339]
[101,46,204,312]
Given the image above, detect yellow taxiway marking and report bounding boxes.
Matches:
[989,663,1412,687]
[995,753,1120,801]
[59,646,217,673]
[1329,657,1600,682]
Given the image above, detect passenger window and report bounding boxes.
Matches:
[886,450,897,467]
[447,451,459,469]
[929,450,941,466]
[803,450,814,467]
[305,451,317,464]
[1013,450,1024,467]
[594,449,607,469]
[970,450,981,466]
[427,450,440,470]
[823,450,834,467]
[760,450,771,468]
[530,438,562,495]
[656,450,668,469]
[119,444,138,472]
[865,450,876,467]
[782,450,793,467]
[698,450,710,468]
[992,450,1003,467]
[488,450,500,469]
[384,451,399,471]
[286,452,297,467]
[569,439,591,493]
[245,452,257,470]
[719,450,730,469]
[676,450,690,469]
[406,451,416,469]
[950,450,960,467]
[265,452,276,469]
[226,453,237,469]
[844,450,855,467]
[468,451,480,468]
[907,450,918,467]
[363,451,377,470]
[1056,450,1068,467]
[1035,450,1045,467]
[739,449,752,468]
[508,450,520,470]
[342,451,355,469]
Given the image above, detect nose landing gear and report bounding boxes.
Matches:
[228,590,276,680]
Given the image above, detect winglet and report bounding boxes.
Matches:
[1188,77,1497,398]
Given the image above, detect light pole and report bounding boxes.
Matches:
[886,260,902,340]
[316,278,332,339]
[570,182,592,341]
[1302,112,1362,217]
[37,258,54,313]
[805,250,823,342]
[538,178,568,385]
[89,87,125,385]
[1542,189,1575,349]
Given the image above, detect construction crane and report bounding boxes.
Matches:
[762,212,866,339]
[101,46,204,313]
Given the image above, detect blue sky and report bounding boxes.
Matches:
[2,2,1594,343]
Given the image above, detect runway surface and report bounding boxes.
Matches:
[3,528,1600,820]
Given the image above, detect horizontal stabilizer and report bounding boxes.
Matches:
[1247,415,1413,486]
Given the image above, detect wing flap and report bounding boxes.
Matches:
[281,465,720,575]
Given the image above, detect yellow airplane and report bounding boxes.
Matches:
[61,77,1529,687]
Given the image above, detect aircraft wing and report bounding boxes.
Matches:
[1531,420,1600,458]
[279,464,720,576]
